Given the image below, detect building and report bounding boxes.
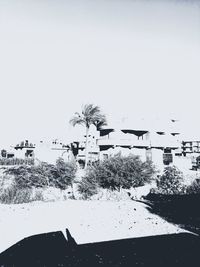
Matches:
[182,141,200,156]
[180,141,200,170]
[72,120,182,169]
[0,139,74,165]
[97,127,180,169]
[14,140,36,159]
[71,125,100,167]
[31,139,74,164]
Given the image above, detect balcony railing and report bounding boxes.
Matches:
[97,137,179,149]
[97,138,150,148]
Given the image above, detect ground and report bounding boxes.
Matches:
[0,200,189,254]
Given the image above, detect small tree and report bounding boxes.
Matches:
[79,153,156,195]
[50,158,77,197]
[186,179,200,195]
[78,174,98,199]
[156,166,185,195]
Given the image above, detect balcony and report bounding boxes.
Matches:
[97,138,150,148]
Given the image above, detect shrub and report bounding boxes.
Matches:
[0,184,32,204]
[186,179,200,194]
[154,165,185,195]
[50,158,77,190]
[78,175,98,199]
[99,154,154,190]
[0,159,77,203]
[79,153,156,198]
[0,184,45,204]
[4,159,77,191]
[32,189,45,202]
[90,188,131,201]
[4,164,49,189]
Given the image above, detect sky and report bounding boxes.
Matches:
[0,0,200,147]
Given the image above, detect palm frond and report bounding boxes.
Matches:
[82,104,100,118]
[95,114,107,130]
[70,104,107,129]
[69,113,86,127]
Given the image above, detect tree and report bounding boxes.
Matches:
[4,160,77,192]
[156,166,185,195]
[80,153,156,193]
[69,104,107,168]
[53,158,77,192]
[95,114,107,130]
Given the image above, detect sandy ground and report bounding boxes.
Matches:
[0,200,188,253]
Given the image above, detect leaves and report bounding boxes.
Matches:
[69,104,107,129]
[186,179,200,194]
[53,158,77,190]
[80,153,156,193]
[4,160,77,191]
[156,166,185,195]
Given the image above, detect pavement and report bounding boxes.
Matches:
[0,200,189,254]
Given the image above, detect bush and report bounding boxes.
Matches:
[1,159,77,203]
[4,164,49,189]
[0,184,32,204]
[78,153,156,198]
[153,165,185,195]
[51,158,77,190]
[0,184,45,204]
[186,179,200,194]
[4,159,77,191]
[78,175,98,199]
[91,188,131,201]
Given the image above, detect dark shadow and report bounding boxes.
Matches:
[0,229,200,266]
[0,229,77,267]
[145,194,200,234]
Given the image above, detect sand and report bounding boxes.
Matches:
[0,200,188,253]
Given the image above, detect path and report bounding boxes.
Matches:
[0,200,189,253]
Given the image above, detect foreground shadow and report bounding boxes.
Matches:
[145,194,200,234]
[0,229,200,266]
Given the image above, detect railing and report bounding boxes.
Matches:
[97,138,150,147]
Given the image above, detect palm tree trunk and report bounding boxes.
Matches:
[71,182,76,199]
[85,126,89,169]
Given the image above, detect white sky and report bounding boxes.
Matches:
[0,0,200,147]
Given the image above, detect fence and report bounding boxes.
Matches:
[0,158,34,166]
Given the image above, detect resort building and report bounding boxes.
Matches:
[0,139,74,165]
[182,141,200,156]
[97,127,180,169]
[72,119,183,170]
[1,119,197,171]
[34,139,73,164]
[180,140,200,170]
[14,140,36,159]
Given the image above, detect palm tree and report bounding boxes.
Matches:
[70,104,107,168]
[95,114,107,130]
